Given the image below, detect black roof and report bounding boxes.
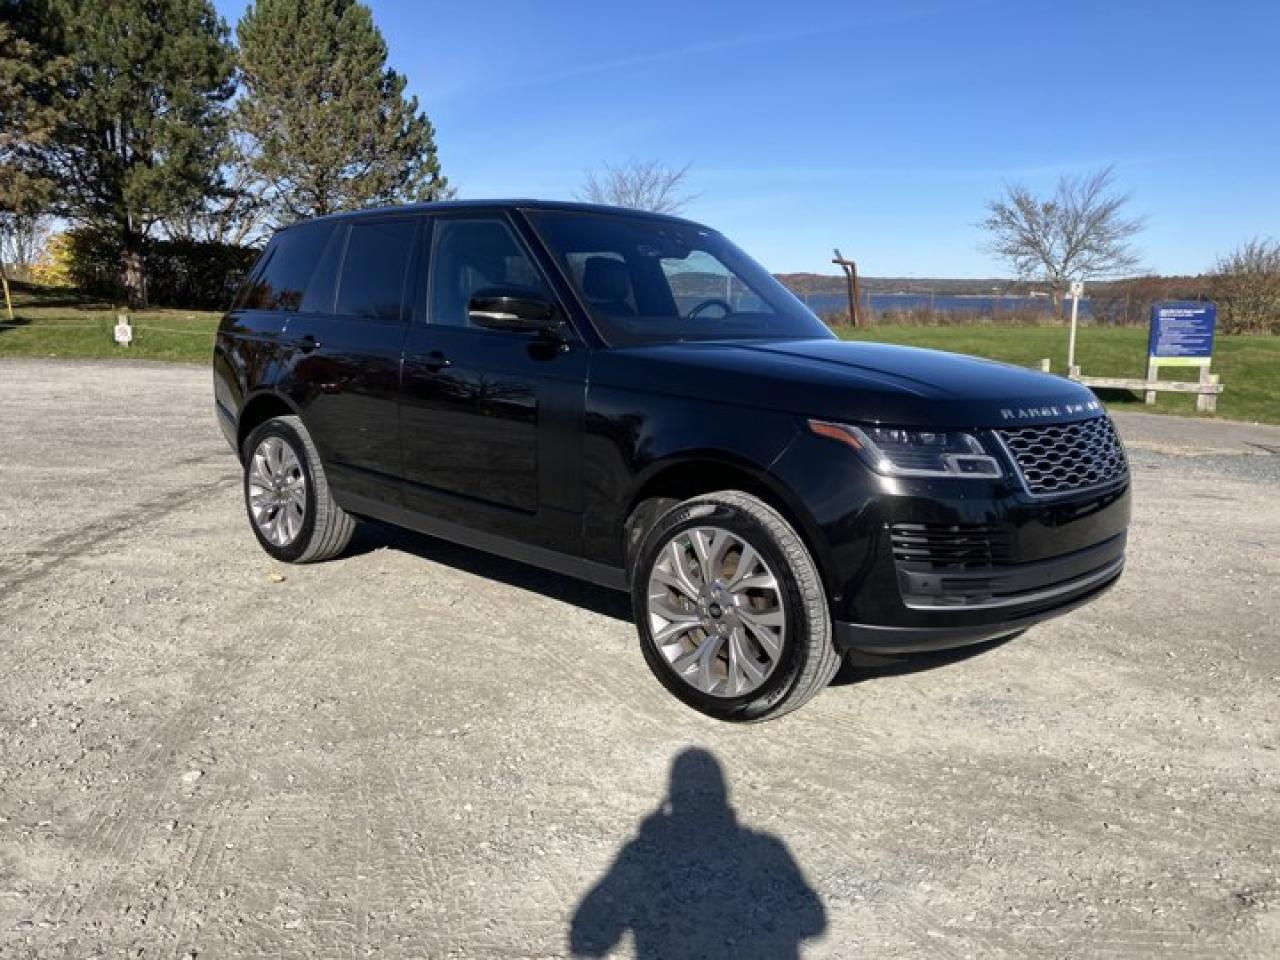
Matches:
[289,199,705,230]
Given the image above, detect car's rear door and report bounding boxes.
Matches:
[215,223,333,442]
[398,211,588,554]
[283,216,420,506]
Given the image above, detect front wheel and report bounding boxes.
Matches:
[241,415,356,563]
[631,491,839,721]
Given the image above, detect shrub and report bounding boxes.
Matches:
[1208,239,1280,334]
[60,229,259,310]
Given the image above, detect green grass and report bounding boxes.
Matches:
[0,282,220,362]
[839,324,1280,424]
[3,283,1276,424]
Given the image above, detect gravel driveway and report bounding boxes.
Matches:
[1,358,1277,959]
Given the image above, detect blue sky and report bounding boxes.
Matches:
[213,0,1280,278]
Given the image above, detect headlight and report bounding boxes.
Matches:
[808,420,1002,479]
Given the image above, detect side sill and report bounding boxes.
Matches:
[341,492,630,592]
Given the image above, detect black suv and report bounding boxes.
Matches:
[214,200,1130,721]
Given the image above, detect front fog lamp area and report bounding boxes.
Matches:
[808,420,1003,479]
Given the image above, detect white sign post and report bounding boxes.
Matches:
[1066,280,1084,376]
[113,314,133,348]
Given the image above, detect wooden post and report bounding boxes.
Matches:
[1197,366,1219,414]
[1145,358,1159,405]
[0,262,12,321]
[1038,358,1051,373]
[831,249,860,328]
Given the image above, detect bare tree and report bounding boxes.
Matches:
[1209,237,1280,334]
[577,159,698,214]
[980,165,1143,307]
[0,210,50,280]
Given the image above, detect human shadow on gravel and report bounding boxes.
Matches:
[346,520,631,621]
[569,748,826,960]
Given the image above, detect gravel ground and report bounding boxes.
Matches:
[1,358,1277,960]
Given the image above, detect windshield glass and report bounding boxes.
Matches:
[528,210,833,346]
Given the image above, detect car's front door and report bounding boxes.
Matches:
[285,217,419,505]
[399,213,587,554]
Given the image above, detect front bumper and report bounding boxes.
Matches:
[768,427,1132,650]
[835,547,1123,653]
[894,531,1125,612]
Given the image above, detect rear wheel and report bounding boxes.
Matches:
[242,415,356,563]
[631,491,839,721]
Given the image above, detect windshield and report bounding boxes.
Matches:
[527,210,833,346]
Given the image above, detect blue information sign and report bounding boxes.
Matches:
[1148,301,1216,365]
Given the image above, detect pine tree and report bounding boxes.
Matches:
[2,0,236,306]
[0,1,63,274]
[236,0,449,222]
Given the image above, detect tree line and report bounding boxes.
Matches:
[0,0,447,306]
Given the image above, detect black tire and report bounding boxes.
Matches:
[631,490,839,722]
[241,415,356,563]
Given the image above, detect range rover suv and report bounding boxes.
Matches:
[213,200,1130,721]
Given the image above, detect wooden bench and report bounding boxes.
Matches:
[1033,360,1224,413]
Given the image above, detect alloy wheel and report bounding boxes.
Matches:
[247,436,307,547]
[646,525,786,697]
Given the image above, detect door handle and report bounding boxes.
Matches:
[298,334,320,354]
[419,350,451,373]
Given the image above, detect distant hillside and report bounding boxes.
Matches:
[775,273,1059,296]
[774,273,1206,297]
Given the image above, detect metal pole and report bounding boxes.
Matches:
[1067,287,1080,371]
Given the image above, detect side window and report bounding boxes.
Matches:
[428,218,549,327]
[335,219,416,321]
[298,224,347,314]
[234,221,335,312]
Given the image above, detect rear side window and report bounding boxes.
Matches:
[234,221,335,312]
[298,225,346,314]
[335,219,416,321]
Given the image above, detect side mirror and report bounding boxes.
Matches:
[468,286,559,334]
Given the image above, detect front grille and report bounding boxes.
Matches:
[891,523,1014,570]
[997,416,1128,496]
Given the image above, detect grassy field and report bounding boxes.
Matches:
[0,283,220,362]
[2,283,1275,424]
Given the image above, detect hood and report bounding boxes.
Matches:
[592,338,1106,429]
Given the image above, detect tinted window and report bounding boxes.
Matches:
[234,221,335,312]
[335,219,416,321]
[528,211,832,346]
[298,224,347,314]
[428,218,549,327]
